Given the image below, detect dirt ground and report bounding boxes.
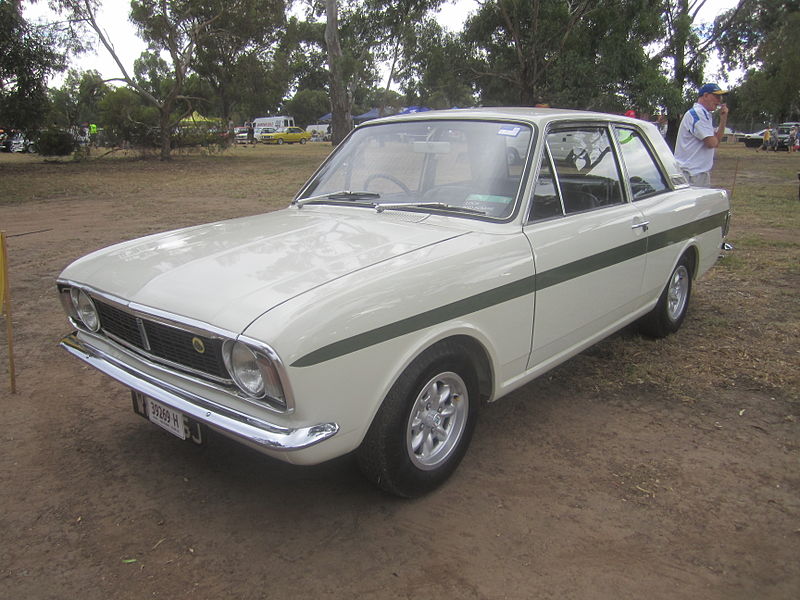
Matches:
[1,144,798,599]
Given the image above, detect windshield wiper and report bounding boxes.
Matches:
[294,190,381,208]
[376,201,486,216]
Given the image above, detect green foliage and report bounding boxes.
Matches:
[460,0,667,109]
[37,128,76,156]
[394,19,475,108]
[286,89,330,128]
[47,69,109,129]
[37,0,797,154]
[190,0,288,121]
[98,86,160,148]
[717,1,800,123]
[173,126,229,153]
[0,0,68,131]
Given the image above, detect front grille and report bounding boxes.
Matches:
[96,302,143,347]
[96,300,229,381]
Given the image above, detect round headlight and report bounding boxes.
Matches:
[226,341,265,397]
[70,288,100,332]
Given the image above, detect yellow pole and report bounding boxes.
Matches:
[1,231,16,394]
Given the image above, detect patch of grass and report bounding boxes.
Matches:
[0,143,333,207]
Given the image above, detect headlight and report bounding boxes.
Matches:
[68,288,101,332]
[223,340,287,409]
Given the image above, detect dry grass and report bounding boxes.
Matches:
[1,143,333,209]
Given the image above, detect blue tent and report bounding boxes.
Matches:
[398,106,432,114]
[353,108,381,123]
[317,112,332,123]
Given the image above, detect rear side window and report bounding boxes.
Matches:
[615,127,669,200]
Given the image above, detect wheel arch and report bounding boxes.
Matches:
[682,244,699,279]
[425,334,494,404]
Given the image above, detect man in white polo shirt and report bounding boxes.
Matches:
[674,83,729,187]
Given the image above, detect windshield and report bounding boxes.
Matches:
[298,119,534,219]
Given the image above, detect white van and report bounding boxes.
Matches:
[252,116,294,136]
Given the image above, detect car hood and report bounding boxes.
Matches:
[60,208,466,333]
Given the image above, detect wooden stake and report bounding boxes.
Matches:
[1,232,16,394]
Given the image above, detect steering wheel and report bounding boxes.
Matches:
[363,173,411,194]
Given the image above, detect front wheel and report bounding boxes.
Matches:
[639,254,693,338]
[357,345,479,497]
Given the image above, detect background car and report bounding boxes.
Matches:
[234,126,252,144]
[741,128,766,148]
[260,126,312,144]
[10,133,36,153]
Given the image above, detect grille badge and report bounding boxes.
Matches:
[192,337,206,354]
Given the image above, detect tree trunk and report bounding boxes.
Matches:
[159,108,172,160]
[325,0,353,146]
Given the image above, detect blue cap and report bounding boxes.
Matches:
[698,83,727,96]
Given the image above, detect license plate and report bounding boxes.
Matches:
[145,397,186,440]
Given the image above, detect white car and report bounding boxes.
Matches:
[57,108,730,497]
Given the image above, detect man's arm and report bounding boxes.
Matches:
[704,104,729,148]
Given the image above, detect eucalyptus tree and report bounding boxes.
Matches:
[1,0,71,132]
[47,69,109,129]
[647,0,750,147]
[394,19,475,109]
[356,0,445,111]
[460,0,665,110]
[324,0,352,145]
[55,0,220,158]
[321,0,453,143]
[715,0,800,123]
[189,0,286,123]
[57,0,289,158]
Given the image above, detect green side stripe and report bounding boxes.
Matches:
[291,210,728,367]
[536,237,648,291]
[648,212,727,252]
[292,275,537,367]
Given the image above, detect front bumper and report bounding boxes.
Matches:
[60,332,339,453]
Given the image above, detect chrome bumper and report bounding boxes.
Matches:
[59,332,339,452]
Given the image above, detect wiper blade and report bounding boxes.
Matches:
[294,190,381,208]
[376,201,486,215]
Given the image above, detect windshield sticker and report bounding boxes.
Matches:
[498,126,521,137]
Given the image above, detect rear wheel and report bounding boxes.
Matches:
[357,344,479,497]
[639,254,693,338]
[300,138,307,144]
[277,138,284,145]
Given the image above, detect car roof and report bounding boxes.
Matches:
[369,107,646,128]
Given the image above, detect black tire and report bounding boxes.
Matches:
[357,343,479,497]
[639,253,693,338]
[277,138,284,145]
[300,138,307,144]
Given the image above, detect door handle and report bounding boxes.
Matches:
[631,220,650,232]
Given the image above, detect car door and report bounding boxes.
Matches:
[611,123,722,302]
[523,123,648,370]
[284,127,300,143]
